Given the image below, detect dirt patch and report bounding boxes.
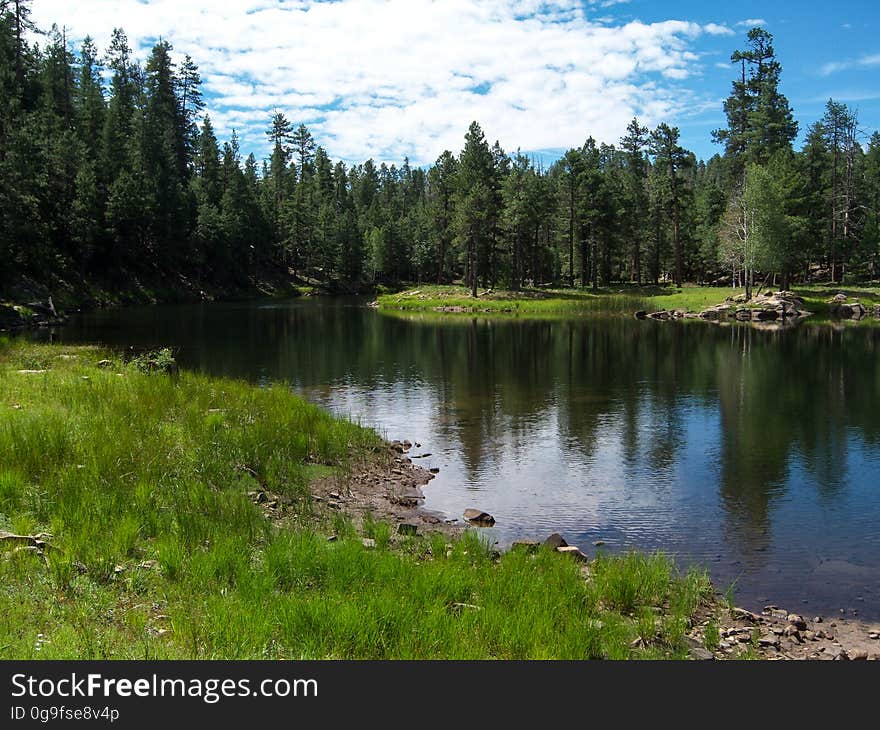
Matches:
[310,442,462,538]
[244,441,462,540]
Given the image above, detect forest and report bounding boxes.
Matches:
[2,0,880,299]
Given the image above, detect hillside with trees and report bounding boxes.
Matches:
[2,4,879,302]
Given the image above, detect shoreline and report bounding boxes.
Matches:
[299,436,880,660]
[0,346,880,659]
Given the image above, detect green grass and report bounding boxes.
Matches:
[377,284,744,317]
[378,283,880,321]
[0,340,712,659]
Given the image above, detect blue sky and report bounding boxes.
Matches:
[31,0,880,166]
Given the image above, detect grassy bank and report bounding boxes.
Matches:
[0,340,712,659]
[377,283,880,319]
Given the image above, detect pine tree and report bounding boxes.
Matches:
[455,122,494,297]
[620,117,649,284]
[649,123,690,286]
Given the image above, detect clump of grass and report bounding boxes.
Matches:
[0,342,712,660]
[704,621,721,651]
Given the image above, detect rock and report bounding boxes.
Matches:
[689,647,715,661]
[751,308,779,321]
[783,625,801,639]
[544,533,568,549]
[556,546,589,563]
[759,637,780,649]
[849,302,867,320]
[734,608,760,623]
[97,359,113,368]
[593,540,606,547]
[813,616,823,623]
[634,310,648,320]
[463,509,495,526]
[851,650,869,661]
[511,539,540,553]
[868,632,879,640]
[787,614,808,631]
[648,310,670,320]
[429,468,440,474]
[829,293,848,304]
[390,492,420,507]
[397,523,418,536]
[833,649,850,661]
[362,538,376,549]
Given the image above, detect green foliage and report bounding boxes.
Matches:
[0,343,709,659]
[0,10,878,303]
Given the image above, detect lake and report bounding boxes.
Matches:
[41,297,880,619]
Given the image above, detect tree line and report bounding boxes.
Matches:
[2,3,879,297]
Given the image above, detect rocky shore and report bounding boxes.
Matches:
[637,290,814,325]
[264,436,880,661]
[637,290,880,327]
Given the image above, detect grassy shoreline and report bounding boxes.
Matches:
[1,340,716,659]
[377,283,880,319]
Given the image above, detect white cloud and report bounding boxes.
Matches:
[31,0,728,165]
[820,54,880,77]
[736,18,767,28]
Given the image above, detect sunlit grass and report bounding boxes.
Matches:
[0,341,711,659]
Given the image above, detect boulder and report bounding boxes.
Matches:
[648,310,670,321]
[556,546,589,563]
[634,310,648,320]
[751,308,778,322]
[544,533,568,549]
[463,509,495,526]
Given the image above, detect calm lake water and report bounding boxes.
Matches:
[42,298,880,618]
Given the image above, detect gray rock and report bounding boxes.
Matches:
[556,546,589,563]
[689,647,715,661]
[362,538,376,549]
[544,533,568,549]
[463,509,495,526]
[787,614,808,631]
